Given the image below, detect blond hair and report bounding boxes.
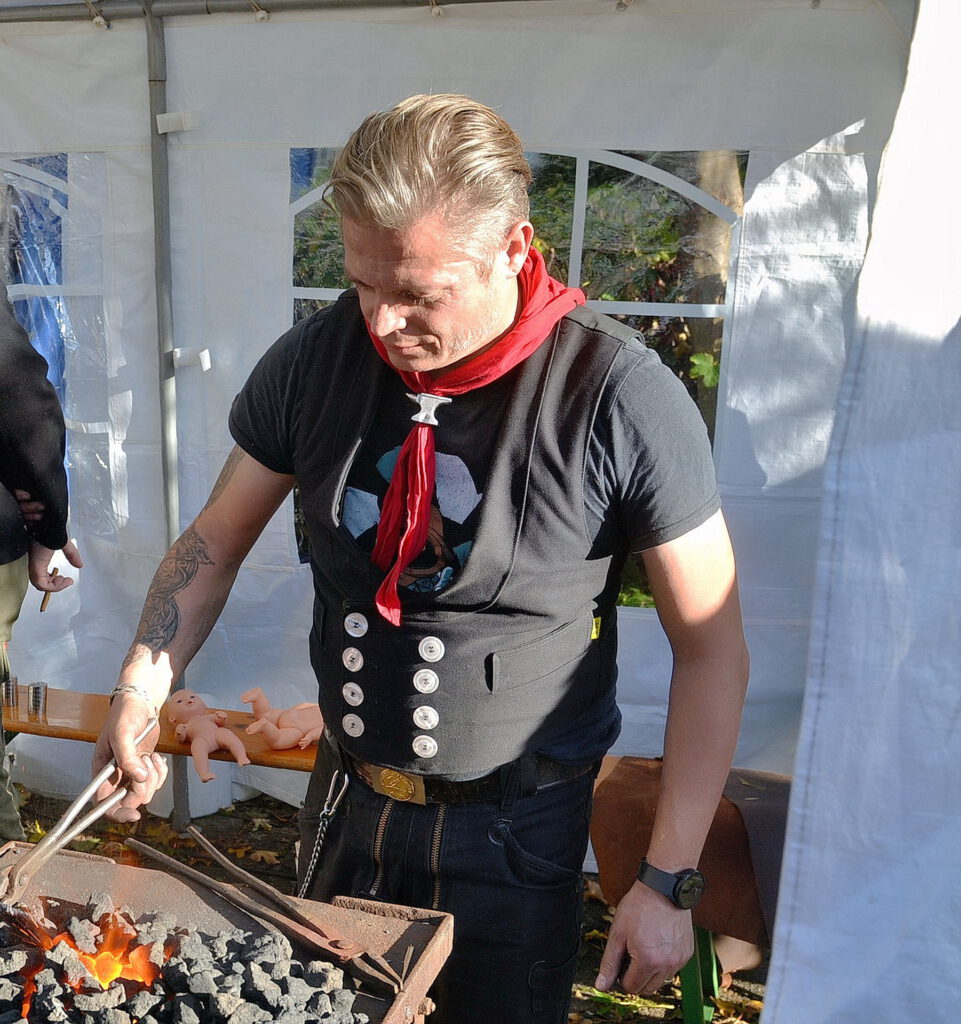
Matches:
[326,94,531,259]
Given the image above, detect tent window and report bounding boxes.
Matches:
[2,153,109,535]
[1,155,70,402]
[290,146,744,440]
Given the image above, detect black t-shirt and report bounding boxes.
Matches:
[340,348,719,594]
[230,304,719,763]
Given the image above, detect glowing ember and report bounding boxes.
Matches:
[12,907,165,1018]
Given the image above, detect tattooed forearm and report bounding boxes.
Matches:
[203,446,245,511]
[122,526,214,667]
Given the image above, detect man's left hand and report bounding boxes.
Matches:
[27,539,84,591]
[594,881,694,995]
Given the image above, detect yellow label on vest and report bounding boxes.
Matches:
[592,617,601,640]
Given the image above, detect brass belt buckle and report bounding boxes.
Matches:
[370,766,427,805]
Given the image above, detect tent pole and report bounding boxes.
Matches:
[143,0,192,831]
[0,0,561,24]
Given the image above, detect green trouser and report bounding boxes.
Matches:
[0,555,28,842]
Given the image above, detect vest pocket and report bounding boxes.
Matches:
[487,614,594,693]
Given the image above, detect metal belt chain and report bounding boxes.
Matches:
[297,770,349,899]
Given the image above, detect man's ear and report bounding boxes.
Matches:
[502,220,534,278]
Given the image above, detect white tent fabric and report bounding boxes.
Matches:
[0,0,923,958]
[763,1,961,1017]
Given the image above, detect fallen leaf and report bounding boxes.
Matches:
[714,995,764,1021]
[70,835,103,853]
[24,819,46,843]
[583,929,608,943]
[249,849,280,866]
[141,819,182,846]
[583,877,608,904]
[228,844,251,860]
[571,983,673,1012]
[248,817,272,832]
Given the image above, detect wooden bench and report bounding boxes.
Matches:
[2,684,316,773]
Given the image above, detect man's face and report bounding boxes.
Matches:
[342,213,524,377]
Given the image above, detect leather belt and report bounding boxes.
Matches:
[344,752,593,806]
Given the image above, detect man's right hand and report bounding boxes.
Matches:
[93,691,167,822]
[90,447,294,822]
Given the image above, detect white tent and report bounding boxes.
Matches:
[3,0,957,1018]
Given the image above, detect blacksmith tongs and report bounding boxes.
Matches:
[0,719,159,906]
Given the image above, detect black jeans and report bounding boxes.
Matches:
[299,740,594,1024]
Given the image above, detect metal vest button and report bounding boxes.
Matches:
[342,647,364,672]
[342,682,364,707]
[342,713,365,737]
[412,669,440,694]
[412,706,439,730]
[344,612,368,638]
[412,735,438,758]
[418,637,445,662]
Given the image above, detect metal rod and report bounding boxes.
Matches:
[141,0,193,832]
[0,0,557,24]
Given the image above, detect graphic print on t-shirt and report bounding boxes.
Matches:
[343,446,482,594]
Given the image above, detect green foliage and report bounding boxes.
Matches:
[618,557,655,609]
[688,351,720,388]
[291,159,347,290]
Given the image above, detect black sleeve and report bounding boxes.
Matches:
[0,290,69,551]
[228,320,308,475]
[588,340,720,552]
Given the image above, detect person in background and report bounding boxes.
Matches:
[94,94,749,1024]
[0,281,83,841]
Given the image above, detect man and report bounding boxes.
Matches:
[0,282,83,840]
[96,94,749,1023]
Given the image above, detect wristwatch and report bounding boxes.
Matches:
[636,858,706,910]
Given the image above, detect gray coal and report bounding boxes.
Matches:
[0,894,370,1023]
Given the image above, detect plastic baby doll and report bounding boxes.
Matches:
[166,689,251,782]
[240,686,325,750]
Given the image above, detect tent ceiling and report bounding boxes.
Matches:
[0,0,918,35]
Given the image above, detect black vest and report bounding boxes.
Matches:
[293,295,636,777]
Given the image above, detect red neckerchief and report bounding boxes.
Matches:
[365,246,585,625]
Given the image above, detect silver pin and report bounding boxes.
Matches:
[407,392,452,427]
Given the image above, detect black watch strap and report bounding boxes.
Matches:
[636,858,706,910]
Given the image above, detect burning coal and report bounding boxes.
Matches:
[0,892,370,1023]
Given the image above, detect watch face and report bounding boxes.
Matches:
[674,871,705,910]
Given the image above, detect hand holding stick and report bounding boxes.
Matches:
[39,568,58,612]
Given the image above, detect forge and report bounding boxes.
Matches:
[0,842,452,1024]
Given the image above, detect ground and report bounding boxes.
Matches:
[13,787,767,1023]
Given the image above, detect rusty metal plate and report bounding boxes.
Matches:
[0,842,452,1024]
